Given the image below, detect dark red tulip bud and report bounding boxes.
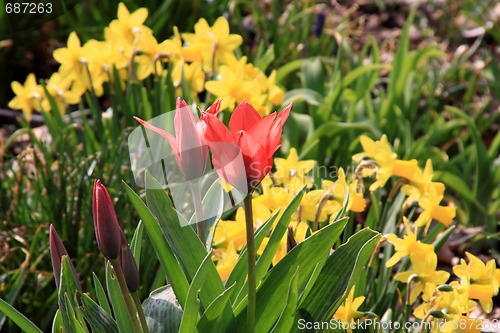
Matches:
[286,226,297,253]
[93,180,122,260]
[120,232,140,293]
[49,224,78,289]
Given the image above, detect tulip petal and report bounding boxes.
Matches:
[229,101,262,134]
[133,116,179,156]
[267,104,291,154]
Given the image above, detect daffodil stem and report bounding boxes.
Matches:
[110,259,143,333]
[132,291,149,333]
[244,194,256,333]
[190,181,206,246]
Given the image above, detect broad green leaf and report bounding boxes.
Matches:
[179,254,213,333]
[0,298,43,333]
[106,262,134,333]
[123,181,189,307]
[196,283,236,332]
[235,218,348,332]
[144,173,225,309]
[302,58,325,96]
[59,257,87,332]
[59,294,87,333]
[78,293,119,333]
[294,228,381,326]
[269,268,299,333]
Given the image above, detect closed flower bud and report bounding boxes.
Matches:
[49,224,78,290]
[286,226,297,253]
[120,233,140,293]
[93,180,122,260]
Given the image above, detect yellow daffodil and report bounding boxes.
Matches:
[274,148,315,187]
[8,73,44,122]
[453,252,499,313]
[172,61,205,98]
[401,159,445,205]
[333,286,365,333]
[395,252,450,303]
[439,316,483,333]
[254,176,294,213]
[213,201,271,251]
[41,73,82,113]
[353,135,420,191]
[414,183,456,229]
[414,277,477,321]
[385,217,435,267]
[325,168,367,222]
[299,190,325,223]
[53,32,99,95]
[182,17,242,72]
[83,39,128,90]
[133,32,177,79]
[105,2,151,47]
[205,57,266,113]
[205,56,284,116]
[214,241,238,281]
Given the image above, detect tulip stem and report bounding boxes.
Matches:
[111,259,143,333]
[190,181,206,246]
[132,291,150,333]
[244,194,256,333]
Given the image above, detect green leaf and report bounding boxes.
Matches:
[269,267,299,333]
[92,273,112,316]
[59,293,87,333]
[304,121,381,152]
[233,187,305,305]
[302,58,325,96]
[196,283,236,332]
[235,218,348,332]
[276,59,304,83]
[226,211,280,303]
[144,173,225,309]
[282,89,324,107]
[130,220,144,267]
[59,257,87,332]
[105,262,134,333]
[0,298,43,333]
[256,188,305,280]
[294,228,381,326]
[52,309,63,333]
[78,293,119,333]
[123,181,189,307]
[179,254,213,333]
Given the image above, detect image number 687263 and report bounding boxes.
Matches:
[5,2,53,14]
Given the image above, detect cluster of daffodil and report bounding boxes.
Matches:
[212,147,367,280]
[331,135,500,332]
[8,2,284,122]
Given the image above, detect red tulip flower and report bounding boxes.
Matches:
[202,101,291,191]
[134,97,208,181]
[92,180,122,260]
